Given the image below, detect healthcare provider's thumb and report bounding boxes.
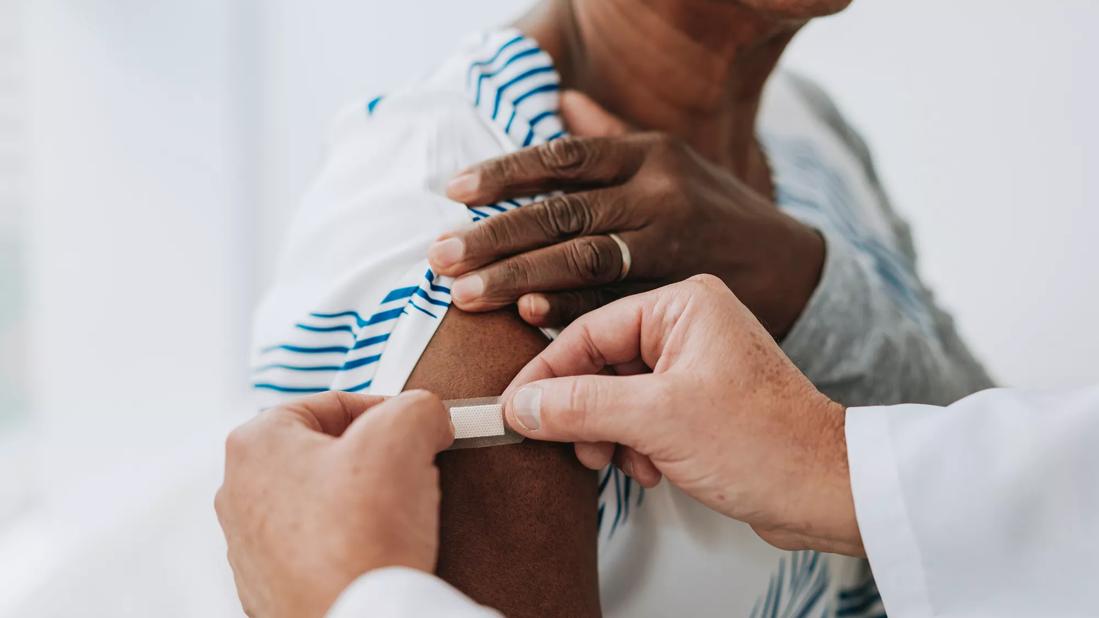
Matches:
[503,274,865,556]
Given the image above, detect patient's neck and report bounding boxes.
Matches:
[518,0,801,194]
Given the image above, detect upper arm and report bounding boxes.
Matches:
[251,93,600,614]
[405,307,601,617]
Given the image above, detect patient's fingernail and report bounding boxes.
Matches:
[525,294,550,318]
[446,172,479,200]
[512,387,542,431]
[428,237,464,269]
[451,275,484,303]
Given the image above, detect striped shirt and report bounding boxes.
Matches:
[252,28,991,617]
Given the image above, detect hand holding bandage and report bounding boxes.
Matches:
[216,391,454,618]
[502,275,865,557]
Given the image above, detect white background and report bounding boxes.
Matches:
[1,0,1096,615]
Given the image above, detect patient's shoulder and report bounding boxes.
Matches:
[316,88,504,198]
[318,27,564,187]
[252,29,565,405]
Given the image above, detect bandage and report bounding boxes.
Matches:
[443,397,524,450]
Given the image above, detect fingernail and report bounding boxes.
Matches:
[428,237,464,269]
[446,172,479,200]
[512,386,542,431]
[451,274,484,303]
[620,460,634,480]
[525,294,550,318]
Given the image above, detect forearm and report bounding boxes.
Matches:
[781,228,994,406]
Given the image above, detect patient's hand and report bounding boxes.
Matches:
[430,91,824,339]
[215,391,454,618]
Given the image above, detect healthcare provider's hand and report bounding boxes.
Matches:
[428,91,823,338]
[215,390,454,618]
[502,275,864,557]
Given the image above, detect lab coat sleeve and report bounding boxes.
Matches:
[846,385,1099,617]
[325,567,501,618]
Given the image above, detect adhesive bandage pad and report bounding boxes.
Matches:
[444,396,524,450]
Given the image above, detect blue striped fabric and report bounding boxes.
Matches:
[750,551,834,618]
[763,133,930,336]
[254,30,563,399]
[835,575,885,617]
[252,268,450,395]
[366,95,384,115]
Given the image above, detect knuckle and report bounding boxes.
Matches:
[224,427,250,459]
[649,171,679,198]
[476,217,512,251]
[401,391,446,425]
[686,273,725,292]
[492,257,533,295]
[502,258,528,287]
[563,376,599,433]
[485,155,521,186]
[652,383,678,418]
[565,237,613,282]
[537,194,592,238]
[213,488,226,517]
[310,390,344,412]
[652,131,687,156]
[401,389,440,408]
[540,137,593,175]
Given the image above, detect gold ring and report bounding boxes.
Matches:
[608,233,631,282]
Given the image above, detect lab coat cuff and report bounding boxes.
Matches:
[326,566,500,618]
[846,406,936,618]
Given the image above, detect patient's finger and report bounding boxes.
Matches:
[504,291,652,399]
[517,284,652,328]
[445,136,646,205]
[614,446,662,488]
[450,233,638,311]
[428,188,630,276]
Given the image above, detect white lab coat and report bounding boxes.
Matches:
[847,385,1099,617]
[327,385,1099,617]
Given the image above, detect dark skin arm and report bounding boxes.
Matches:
[404,307,601,617]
